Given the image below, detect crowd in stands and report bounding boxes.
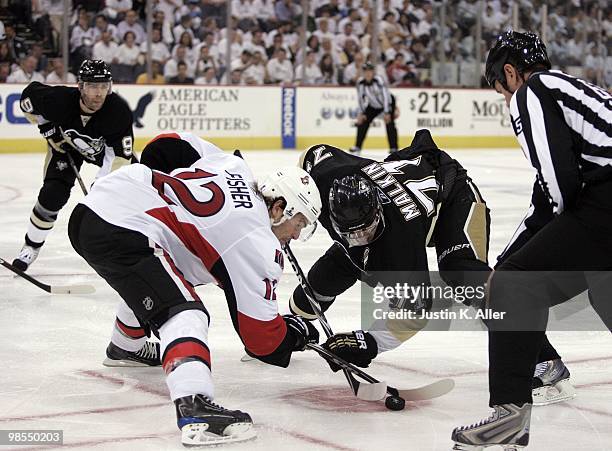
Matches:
[0,0,609,87]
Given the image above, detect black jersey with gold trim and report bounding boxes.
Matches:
[20,81,134,167]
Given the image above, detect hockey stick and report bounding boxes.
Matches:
[306,343,455,402]
[65,152,88,195]
[282,243,388,402]
[0,257,95,295]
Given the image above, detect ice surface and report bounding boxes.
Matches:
[0,149,610,450]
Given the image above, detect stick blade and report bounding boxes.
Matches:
[396,378,454,401]
[50,284,96,295]
[356,380,388,401]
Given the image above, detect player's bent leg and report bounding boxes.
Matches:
[160,310,256,446]
[14,152,79,271]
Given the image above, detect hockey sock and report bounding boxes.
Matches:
[26,201,59,245]
[160,310,213,401]
[111,299,147,352]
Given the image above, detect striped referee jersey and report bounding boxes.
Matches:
[499,69,612,262]
[357,75,393,114]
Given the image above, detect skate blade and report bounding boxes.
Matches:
[181,422,256,447]
[452,444,524,451]
[452,443,484,450]
[102,358,155,368]
[533,378,576,406]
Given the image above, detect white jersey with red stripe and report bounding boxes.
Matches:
[80,132,286,356]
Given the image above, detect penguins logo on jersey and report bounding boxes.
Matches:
[62,129,106,160]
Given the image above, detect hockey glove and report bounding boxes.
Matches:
[323,330,378,372]
[39,123,71,154]
[283,314,320,351]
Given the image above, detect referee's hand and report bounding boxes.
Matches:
[383,113,392,123]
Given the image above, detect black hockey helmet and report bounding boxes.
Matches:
[329,174,385,247]
[485,30,550,89]
[78,59,112,83]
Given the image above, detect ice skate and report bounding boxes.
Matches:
[451,403,531,450]
[12,243,41,272]
[532,359,576,406]
[349,146,361,155]
[103,340,161,367]
[175,394,256,446]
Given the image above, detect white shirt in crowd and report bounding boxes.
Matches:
[243,62,266,84]
[116,43,141,65]
[92,24,120,43]
[232,0,258,20]
[45,71,77,84]
[294,63,322,85]
[7,69,44,83]
[266,57,293,83]
[117,21,146,44]
[104,0,132,19]
[164,58,196,79]
[70,26,95,52]
[92,40,119,63]
[140,41,171,63]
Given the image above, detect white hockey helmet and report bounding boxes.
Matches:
[259,167,322,240]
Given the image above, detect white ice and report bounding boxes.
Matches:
[0,149,610,451]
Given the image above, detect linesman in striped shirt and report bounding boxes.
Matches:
[453,30,612,450]
[350,62,398,154]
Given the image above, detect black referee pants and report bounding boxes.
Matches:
[488,182,612,406]
[355,96,398,151]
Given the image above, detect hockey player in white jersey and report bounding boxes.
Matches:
[68,132,322,446]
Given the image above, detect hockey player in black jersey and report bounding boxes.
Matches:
[452,31,612,450]
[291,129,492,359]
[13,59,135,272]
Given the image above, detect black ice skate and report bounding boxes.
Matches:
[532,358,576,406]
[103,341,161,367]
[175,394,256,446]
[12,243,41,271]
[451,403,531,450]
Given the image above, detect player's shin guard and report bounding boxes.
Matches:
[451,403,531,450]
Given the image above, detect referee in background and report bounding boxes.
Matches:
[350,62,398,154]
[452,30,612,450]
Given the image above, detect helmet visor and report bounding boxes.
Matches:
[332,207,384,247]
[298,220,318,241]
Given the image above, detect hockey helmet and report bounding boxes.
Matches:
[485,30,550,89]
[259,167,322,241]
[329,174,385,247]
[78,59,113,83]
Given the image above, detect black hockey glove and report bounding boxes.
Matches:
[283,314,320,351]
[323,330,378,372]
[39,122,71,154]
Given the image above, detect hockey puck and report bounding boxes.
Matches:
[385,395,405,411]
